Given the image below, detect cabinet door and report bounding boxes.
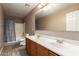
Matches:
[26,38,31,55]
[30,41,37,56]
[48,50,59,56]
[37,44,48,56]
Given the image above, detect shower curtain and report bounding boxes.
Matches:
[5,18,16,42]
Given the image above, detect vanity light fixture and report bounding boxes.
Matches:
[38,3,49,9]
[42,3,57,11]
[37,3,57,11]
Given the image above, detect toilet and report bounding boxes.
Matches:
[16,37,25,46]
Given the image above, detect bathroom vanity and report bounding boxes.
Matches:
[25,31,79,56]
[26,37,59,56]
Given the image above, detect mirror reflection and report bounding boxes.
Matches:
[35,3,79,31]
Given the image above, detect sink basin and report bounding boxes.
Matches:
[37,36,65,48]
[50,42,64,48]
[38,37,56,42]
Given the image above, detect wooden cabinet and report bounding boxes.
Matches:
[26,38,59,56]
[48,50,59,56]
[37,44,48,56]
[30,41,37,56]
[26,38,31,55]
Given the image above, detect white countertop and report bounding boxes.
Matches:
[26,34,79,56]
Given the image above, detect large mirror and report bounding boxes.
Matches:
[35,3,79,31]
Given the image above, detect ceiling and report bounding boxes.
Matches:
[0,3,77,19]
[36,3,75,19]
[0,3,38,19]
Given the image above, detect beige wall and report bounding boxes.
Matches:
[14,18,24,23]
[36,4,79,31]
[0,5,4,48]
[24,6,38,35]
[24,11,35,35]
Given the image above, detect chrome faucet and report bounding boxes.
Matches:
[37,34,40,38]
[56,39,64,44]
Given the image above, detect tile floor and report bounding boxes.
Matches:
[0,45,28,56]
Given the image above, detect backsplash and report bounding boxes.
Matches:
[35,30,79,41]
